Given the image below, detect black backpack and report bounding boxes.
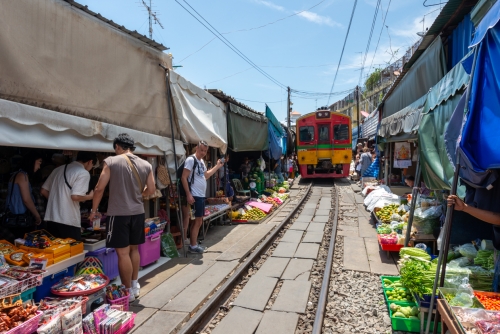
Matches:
[176,155,198,197]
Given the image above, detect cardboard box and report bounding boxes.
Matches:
[53,253,71,264]
[69,242,84,257]
[5,249,28,266]
[22,252,53,264]
[43,244,70,257]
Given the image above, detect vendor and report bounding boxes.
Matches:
[405,176,431,196]
[447,195,500,226]
[240,157,251,179]
[273,156,284,184]
[218,153,234,201]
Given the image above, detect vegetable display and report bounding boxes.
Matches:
[474,250,495,270]
[399,247,431,261]
[475,292,500,311]
[375,204,400,223]
[242,208,266,220]
[383,278,403,289]
[399,255,436,297]
[386,288,414,302]
[390,303,419,319]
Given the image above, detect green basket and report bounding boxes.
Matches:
[384,288,415,304]
[389,304,442,332]
[12,287,36,303]
[381,275,401,289]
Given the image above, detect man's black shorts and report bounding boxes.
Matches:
[105,214,145,248]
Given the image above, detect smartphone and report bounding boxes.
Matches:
[220,158,225,164]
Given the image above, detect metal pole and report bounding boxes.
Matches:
[356,86,361,137]
[404,158,420,247]
[287,86,291,131]
[161,65,187,257]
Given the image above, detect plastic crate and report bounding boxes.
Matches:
[389,306,441,332]
[86,248,119,280]
[414,293,438,309]
[84,288,106,315]
[4,311,42,334]
[380,276,401,289]
[107,294,130,311]
[384,288,415,304]
[12,287,36,302]
[33,264,76,302]
[115,313,136,334]
[138,232,161,267]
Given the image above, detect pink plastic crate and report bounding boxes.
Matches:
[115,313,136,334]
[138,232,161,267]
[5,311,42,334]
[107,294,129,311]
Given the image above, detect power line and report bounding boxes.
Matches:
[327,0,358,106]
[175,0,287,89]
[358,0,381,86]
[178,37,216,63]
[367,0,391,78]
[204,67,253,85]
[234,97,283,104]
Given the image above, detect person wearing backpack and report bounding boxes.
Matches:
[180,140,223,253]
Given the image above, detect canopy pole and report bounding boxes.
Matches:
[426,47,478,334]
[404,155,420,247]
[161,65,187,258]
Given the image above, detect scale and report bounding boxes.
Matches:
[249,178,257,192]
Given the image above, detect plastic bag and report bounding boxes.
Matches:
[444,268,472,289]
[458,243,478,259]
[450,292,474,308]
[448,257,473,267]
[161,233,179,258]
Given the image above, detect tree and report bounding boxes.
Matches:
[364,68,382,92]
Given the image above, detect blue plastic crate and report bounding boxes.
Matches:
[34,264,76,302]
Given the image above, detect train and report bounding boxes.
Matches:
[296,109,352,178]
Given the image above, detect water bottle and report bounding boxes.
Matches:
[93,217,101,231]
[189,204,195,220]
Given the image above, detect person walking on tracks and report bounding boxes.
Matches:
[89,133,155,302]
[180,140,223,254]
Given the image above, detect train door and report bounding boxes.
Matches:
[316,123,331,161]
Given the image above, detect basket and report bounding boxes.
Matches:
[157,164,171,186]
[115,313,136,334]
[107,294,130,312]
[4,311,42,334]
[0,270,44,298]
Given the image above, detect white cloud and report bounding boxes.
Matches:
[254,0,285,11]
[296,11,342,27]
[390,10,440,39]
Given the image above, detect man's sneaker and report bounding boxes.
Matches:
[128,288,135,303]
[132,283,140,298]
[188,245,206,254]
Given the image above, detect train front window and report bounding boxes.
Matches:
[334,124,349,141]
[299,126,314,142]
[318,125,330,143]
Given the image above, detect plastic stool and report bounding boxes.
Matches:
[85,288,106,315]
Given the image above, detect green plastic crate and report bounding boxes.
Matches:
[12,287,36,303]
[389,306,441,333]
[384,288,415,304]
[381,275,401,289]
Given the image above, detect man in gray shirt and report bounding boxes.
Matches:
[89,134,155,302]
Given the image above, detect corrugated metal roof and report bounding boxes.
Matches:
[207,89,264,116]
[381,0,477,104]
[64,0,169,52]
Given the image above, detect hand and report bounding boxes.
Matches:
[447,195,465,211]
[217,159,224,167]
[187,194,195,205]
[88,211,102,221]
[35,215,42,225]
[87,190,94,200]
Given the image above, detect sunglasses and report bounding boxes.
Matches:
[199,140,208,147]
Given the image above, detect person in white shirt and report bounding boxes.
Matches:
[41,151,95,241]
[181,141,223,253]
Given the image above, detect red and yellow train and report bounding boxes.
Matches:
[296,109,352,178]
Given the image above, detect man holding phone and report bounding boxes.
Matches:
[181,140,223,253]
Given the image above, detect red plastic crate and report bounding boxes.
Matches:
[377,235,404,252]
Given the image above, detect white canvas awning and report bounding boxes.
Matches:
[169,71,227,153]
[0,99,186,161]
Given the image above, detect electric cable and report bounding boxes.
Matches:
[327,0,358,105]
[358,0,381,86]
[367,0,391,76]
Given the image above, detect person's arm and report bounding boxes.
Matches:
[88,163,110,221]
[205,159,223,179]
[143,170,156,196]
[16,174,41,224]
[70,173,93,202]
[40,188,49,199]
[71,192,94,202]
[181,168,194,204]
[447,195,500,226]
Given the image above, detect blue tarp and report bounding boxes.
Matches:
[460,7,500,170]
[352,127,359,150]
[268,124,283,160]
[265,105,285,137]
[265,105,285,159]
[363,157,380,178]
[448,14,474,69]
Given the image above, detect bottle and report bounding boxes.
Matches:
[189,204,195,220]
[93,217,101,231]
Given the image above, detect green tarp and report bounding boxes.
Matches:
[418,62,469,190]
[227,103,268,152]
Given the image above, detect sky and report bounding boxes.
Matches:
[77,0,442,122]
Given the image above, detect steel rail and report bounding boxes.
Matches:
[311,181,339,334]
[177,182,313,334]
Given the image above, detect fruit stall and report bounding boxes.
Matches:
[381,245,500,333]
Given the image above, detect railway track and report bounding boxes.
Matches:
[175,180,360,334]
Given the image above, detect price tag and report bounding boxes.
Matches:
[29,258,48,270]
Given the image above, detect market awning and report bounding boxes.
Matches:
[382,38,447,118]
[227,103,268,152]
[470,0,500,47]
[0,0,173,138]
[379,94,427,139]
[265,105,285,137]
[265,106,284,159]
[0,98,186,159]
[419,61,469,190]
[361,109,379,139]
[352,127,359,150]
[169,71,228,153]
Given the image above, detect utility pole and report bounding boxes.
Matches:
[356,85,361,137]
[286,86,291,130]
[141,0,164,40]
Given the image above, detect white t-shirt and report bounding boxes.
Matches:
[183,156,207,197]
[42,161,90,227]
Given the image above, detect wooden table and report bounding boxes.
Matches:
[436,299,464,334]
